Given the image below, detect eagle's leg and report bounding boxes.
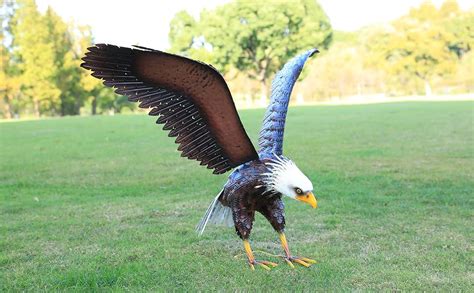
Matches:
[257,198,316,268]
[233,205,277,270]
[278,232,317,268]
[243,239,278,271]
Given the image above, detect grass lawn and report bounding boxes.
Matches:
[1,101,473,291]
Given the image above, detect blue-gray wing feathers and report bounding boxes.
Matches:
[258,49,318,157]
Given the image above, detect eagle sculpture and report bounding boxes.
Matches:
[81,44,319,270]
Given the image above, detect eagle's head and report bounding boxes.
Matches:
[262,155,317,208]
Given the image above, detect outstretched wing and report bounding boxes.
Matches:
[81,44,258,174]
[258,49,318,157]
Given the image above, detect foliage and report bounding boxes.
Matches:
[1,0,129,118]
[11,0,61,116]
[299,43,387,100]
[1,2,22,118]
[381,2,461,95]
[168,10,210,61]
[453,50,474,92]
[73,25,122,115]
[300,0,473,99]
[442,1,473,58]
[1,102,472,290]
[169,0,333,99]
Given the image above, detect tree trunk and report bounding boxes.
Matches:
[60,96,66,116]
[245,93,252,108]
[424,80,432,96]
[33,99,40,117]
[91,96,97,115]
[259,78,268,107]
[3,95,13,119]
[296,93,304,105]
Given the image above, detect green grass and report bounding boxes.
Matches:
[1,102,473,291]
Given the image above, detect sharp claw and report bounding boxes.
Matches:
[258,263,271,270]
[301,257,317,264]
[293,258,311,267]
[283,255,316,268]
[285,259,295,268]
[261,260,278,267]
[249,260,276,271]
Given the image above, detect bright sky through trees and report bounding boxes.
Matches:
[36,0,474,50]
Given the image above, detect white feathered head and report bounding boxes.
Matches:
[262,155,317,208]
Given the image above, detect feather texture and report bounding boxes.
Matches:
[258,49,318,156]
[81,44,258,174]
[196,189,233,236]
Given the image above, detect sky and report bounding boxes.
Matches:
[36,0,474,50]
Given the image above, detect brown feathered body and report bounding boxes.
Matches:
[218,159,285,239]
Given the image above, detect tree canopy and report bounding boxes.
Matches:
[169,0,333,100]
[299,0,473,99]
[1,0,130,118]
[380,1,466,94]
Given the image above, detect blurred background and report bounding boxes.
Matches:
[1,0,473,119]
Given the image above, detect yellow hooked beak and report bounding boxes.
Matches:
[296,192,317,208]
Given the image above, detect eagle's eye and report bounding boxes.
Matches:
[294,188,303,195]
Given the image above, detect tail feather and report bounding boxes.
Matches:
[196,194,219,236]
[196,189,233,236]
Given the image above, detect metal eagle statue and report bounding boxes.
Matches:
[81,44,319,270]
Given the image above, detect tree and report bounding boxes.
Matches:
[442,4,473,59]
[0,39,22,119]
[76,25,102,115]
[11,0,61,116]
[9,0,101,116]
[375,1,461,95]
[169,0,332,102]
[44,7,85,116]
[454,50,474,92]
[300,43,387,100]
[75,25,131,115]
[298,0,472,99]
[1,0,22,119]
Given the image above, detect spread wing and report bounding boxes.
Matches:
[258,49,318,156]
[81,44,258,174]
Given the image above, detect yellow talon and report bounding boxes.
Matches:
[285,259,295,268]
[301,257,317,264]
[243,240,277,271]
[259,263,271,271]
[278,233,316,268]
[293,258,310,267]
[263,261,278,267]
